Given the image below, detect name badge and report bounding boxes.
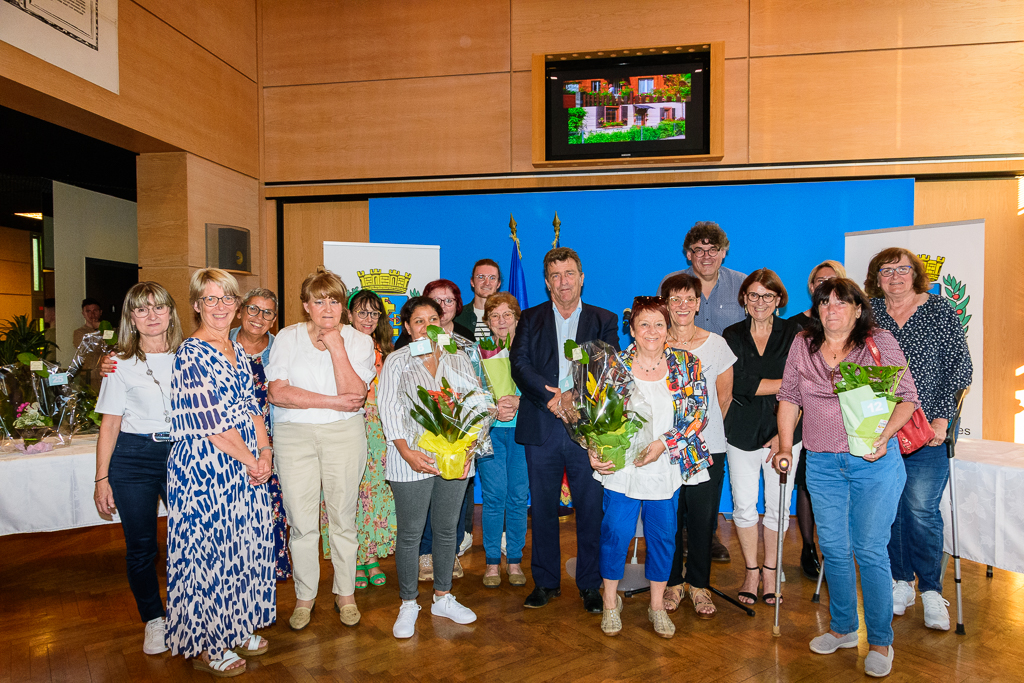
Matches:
[571,347,582,361]
[102,329,114,340]
[48,372,69,386]
[437,333,451,347]
[861,398,889,418]
[559,375,574,392]
[409,338,432,356]
[30,360,44,371]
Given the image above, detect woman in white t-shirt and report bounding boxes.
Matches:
[93,282,184,656]
[659,273,736,618]
[592,297,711,640]
[266,269,377,631]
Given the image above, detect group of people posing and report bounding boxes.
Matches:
[92,220,970,679]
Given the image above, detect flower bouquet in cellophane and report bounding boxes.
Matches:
[477,336,517,399]
[558,340,650,472]
[404,326,495,479]
[832,361,907,456]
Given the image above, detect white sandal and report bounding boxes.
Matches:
[232,634,268,657]
[193,650,246,678]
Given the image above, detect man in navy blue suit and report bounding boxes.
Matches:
[510,247,619,613]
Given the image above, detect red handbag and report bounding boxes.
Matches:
[864,336,933,454]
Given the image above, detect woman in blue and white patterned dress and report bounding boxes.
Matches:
[167,268,276,677]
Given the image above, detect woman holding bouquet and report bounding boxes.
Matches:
[776,278,919,678]
[93,282,183,656]
[592,296,710,639]
[378,297,486,639]
[659,273,736,618]
[865,248,972,631]
[477,292,528,588]
[166,269,275,677]
[722,269,802,607]
[267,269,377,631]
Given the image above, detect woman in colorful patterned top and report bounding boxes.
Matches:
[864,248,972,633]
[230,287,292,582]
[776,278,919,678]
[592,296,709,640]
[166,268,275,677]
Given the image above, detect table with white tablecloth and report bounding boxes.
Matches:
[940,439,1024,574]
[0,435,135,536]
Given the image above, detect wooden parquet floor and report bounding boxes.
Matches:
[1,510,1021,682]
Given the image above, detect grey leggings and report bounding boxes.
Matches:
[391,476,470,601]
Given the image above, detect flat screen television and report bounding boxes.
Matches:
[532,43,723,167]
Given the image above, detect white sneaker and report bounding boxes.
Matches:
[458,532,473,557]
[431,593,477,624]
[393,600,421,639]
[891,580,915,616]
[143,617,168,655]
[921,591,951,630]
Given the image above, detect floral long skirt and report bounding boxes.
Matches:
[320,403,396,564]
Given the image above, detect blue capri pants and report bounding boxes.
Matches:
[599,488,679,582]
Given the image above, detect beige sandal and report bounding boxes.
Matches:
[687,584,716,619]
[663,585,684,613]
[193,650,246,678]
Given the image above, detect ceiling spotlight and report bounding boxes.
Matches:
[14,212,43,220]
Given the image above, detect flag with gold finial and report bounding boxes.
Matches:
[508,214,529,310]
[552,212,561,248]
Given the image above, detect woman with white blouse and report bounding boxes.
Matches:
[93,282,184,656]
[659,273,736,618]
[266,269,377,631]
[378,296,481,639]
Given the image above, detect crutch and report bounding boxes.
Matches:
[772,454,791,637]
[812,555,825,603]
[945,388,968,636]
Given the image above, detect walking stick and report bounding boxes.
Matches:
[812,554,825,603]
[946,389,968,635]
[773,455,791,637]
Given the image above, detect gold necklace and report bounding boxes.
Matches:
[673,326,697,346]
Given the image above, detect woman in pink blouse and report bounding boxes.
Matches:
[775,278,918,679]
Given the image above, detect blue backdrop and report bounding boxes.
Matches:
[369,178,915,514]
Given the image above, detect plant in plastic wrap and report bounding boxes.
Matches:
[832,361,908,456]
[477,335,517,399]
[404,325,495,479]
[0,353,77,452]
[559,339,649,471]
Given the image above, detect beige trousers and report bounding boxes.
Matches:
[274,417,367,600]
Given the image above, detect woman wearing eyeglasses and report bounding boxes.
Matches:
[658,273,736,619]
[266,269,377,632]
[93,282,183,657]
[166,269,275,677]
[334,288,398,590]
[722,269,802,607]
[394,279,474,350]
[227,289,292,583]
[865,248,972,633]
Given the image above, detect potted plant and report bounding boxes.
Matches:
[13,402,53,445]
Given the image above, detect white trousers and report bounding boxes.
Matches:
[274,418,368,600]
[726,441,801,532]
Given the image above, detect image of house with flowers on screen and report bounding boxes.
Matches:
[564,74,691,144]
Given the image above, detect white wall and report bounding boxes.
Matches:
[52,182,137,366]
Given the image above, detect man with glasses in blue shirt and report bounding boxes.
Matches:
[661,221,747,563]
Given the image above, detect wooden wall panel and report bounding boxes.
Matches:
[0,0,258,176]
[137,153,190,269]
[134,0,258,80]
[264,74,512,182]
[261,0,510,86]
[510,58,749,172]
[0,227,33,325]
[749,42,1024,163]
[914,179,1024,442]
[281,202,369,326]
[511,0,750,70]
[751,0,1024,57]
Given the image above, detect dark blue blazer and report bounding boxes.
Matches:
[510,302,619,446]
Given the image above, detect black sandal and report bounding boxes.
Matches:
[762,565,783,605]
[738,566,760,605]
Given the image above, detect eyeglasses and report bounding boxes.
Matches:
[667,295,698,307]
[474,274,499,283]
[689,246,720,258]
[813,276,837,286]
[433,297,456,307]
[199,295,238,307]
[355,310,381,321]
[131,304,168,317]
[487,312,516,323]
[745,292,778,304]
[245,304,276,320]
[632,296,666,308]
[878,265,913,278]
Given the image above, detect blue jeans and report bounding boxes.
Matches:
[477,427,529,564]
[108,432,170,623]
[805,438,906,647]
[888,442,949,593]
[600,489,678,582]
